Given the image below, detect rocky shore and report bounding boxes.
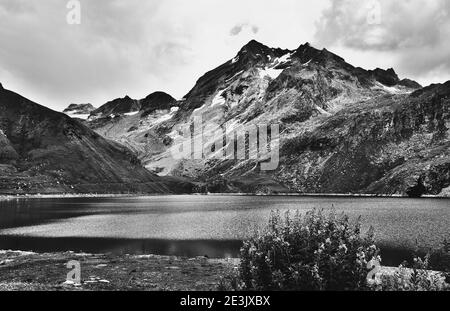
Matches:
[0,250,236,291]
[1,250,448,291]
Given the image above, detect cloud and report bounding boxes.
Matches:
[0,0,331,111]
[8,0,447,110]
[0,0,197,109]
[314,0,450,85]
[230,23,259,36]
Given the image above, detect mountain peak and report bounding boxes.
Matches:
[63,103,96,115]
[369,68,400,86]
[238,39,271,56]
[243,39,266,48]
[293,43,345,64]
[91,95,140,118]
[140,91,176,116]
[144,91,173,98]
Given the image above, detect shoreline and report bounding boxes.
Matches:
[1,192,449,200]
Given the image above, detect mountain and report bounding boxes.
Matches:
[83,40,449,196]
[140,92,177,117]
[63,103,96,120]
[276,81,450,196]
[85,92,180,174]
[89,95,141,120]
[0,85,191,194]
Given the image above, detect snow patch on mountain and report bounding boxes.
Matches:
[373,82,412,94]
[259,67,284,80]
[315,105,332,116]
[146,109,178,125]
[274,52,292,65]
[258,52,292,80]
[66,112,91,120]
[225,70,244,83]
[211,90,226,108]
[124,111,140,116]
[193,103,207,115]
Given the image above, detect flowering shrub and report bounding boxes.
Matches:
[377,240,450,291]
[219,209,380,291]
[377,253,450,291]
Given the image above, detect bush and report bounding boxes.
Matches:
[377,253,449,291]
[429,239,450,278]
[220,209,380,291]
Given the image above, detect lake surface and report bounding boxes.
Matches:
[0,195,448,265]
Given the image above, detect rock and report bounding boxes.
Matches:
[95,264,108,268]
[62,103,96,120]
[438,186,450,197]
[62,280,76,286]
[369,68,400,86]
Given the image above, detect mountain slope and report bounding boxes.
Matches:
[89,95,141,120]
[275,82,449,196]
[82,40,449,196]
[85,92,180,174]
[0,85,190,194]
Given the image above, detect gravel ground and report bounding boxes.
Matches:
[0,250,237,291]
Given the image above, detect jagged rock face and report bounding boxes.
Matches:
[167,41,425,190]
[63,103,96,120]
[84,91,180,175]
[0,87,190,194]
[64,103,96,114]
[183,43,280,109]
[84,40,449,196]
[277,82,449,195]
[368,68,399,86]
[397,79,423,89]
[90,96,141,119]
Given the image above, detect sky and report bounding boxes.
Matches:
[0,0,449,111]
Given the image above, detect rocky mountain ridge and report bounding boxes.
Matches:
[6,40,447,197]
[80,40,450,197]
[0,86,191,194]
[63,103,96,120]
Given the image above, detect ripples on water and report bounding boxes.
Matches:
[0,195,448,265]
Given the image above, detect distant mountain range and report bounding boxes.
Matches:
[0,83,191,195]
[63,103,96,120]
[2,40,449,196]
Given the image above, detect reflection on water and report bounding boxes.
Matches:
[0,195,449,265]
[0,236,242,259]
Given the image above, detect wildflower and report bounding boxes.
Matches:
[339,244,348,253]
